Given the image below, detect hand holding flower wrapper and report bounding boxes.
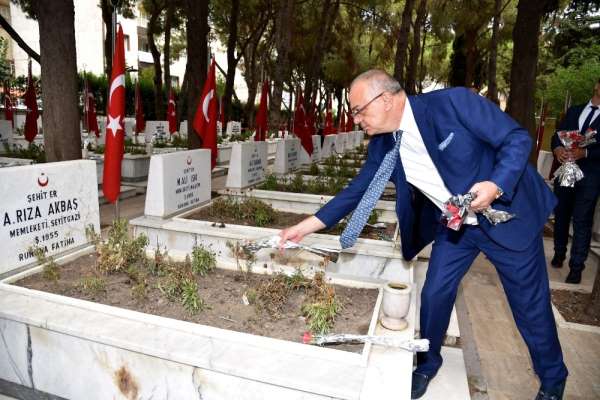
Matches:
[441,192,515,231]
[553,129,597,187]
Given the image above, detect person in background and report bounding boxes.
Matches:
[550,78,600,284]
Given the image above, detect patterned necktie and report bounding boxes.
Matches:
[340,130,402,249]
[581,105,598,134]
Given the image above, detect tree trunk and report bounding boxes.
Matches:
[223,0,241,123]
[36,0,81,161]
[463,27,479,88]
[163,0,174,94]
[393,0,416,86]
[418,24,427,93]
[100,0,113,79]
[147,3,165,120]
[242,33,264,128]
[270,0,294,126]
[507,0,558,150]
[184,0,209,149]
[585,257,600,317]
[303,0,340,110]
[487,0,501,103]
[405,0,427,95]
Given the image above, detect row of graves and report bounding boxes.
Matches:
[0,128,469,399]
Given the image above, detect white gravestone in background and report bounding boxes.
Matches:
[179,120,188,136]
[226,121,242,137]
[336,133,348,154]
[344,132,355,151]
[354,131,364,147]
[123,117,136,138]
[321,135,338,158]
[0,120,12,144]
[145,120,168,143]
[144,149,211,218]
[298,135,322,165]
[273,137,300,174]
[0,160,100,275]
[217,121,223,136]
[225,141,268,189]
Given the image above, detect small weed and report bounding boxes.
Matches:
[180,278,208,314]
[191,244,216,276]
[308,163,319,175]
[30,245,60,282]
[261,174,279,191]
[301,272,342,334]
[78,276,106,295]
[285,268,310,290]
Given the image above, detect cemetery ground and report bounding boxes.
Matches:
[92,175,600,399]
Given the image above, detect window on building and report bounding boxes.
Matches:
[124,34,130,51]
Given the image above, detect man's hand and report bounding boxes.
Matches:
[468,181,500,212]
[567,147,586,161]
[553,146,569,163]
[279,216,326,248]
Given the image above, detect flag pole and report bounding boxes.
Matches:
[111,0,120,221]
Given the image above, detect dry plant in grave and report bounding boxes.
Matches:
[29,245,60,282]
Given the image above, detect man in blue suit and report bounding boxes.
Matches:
[279,70,568,399]
[550,79,600,284]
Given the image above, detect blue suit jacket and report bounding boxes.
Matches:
[550,104,600,176]
[315,87,556,260]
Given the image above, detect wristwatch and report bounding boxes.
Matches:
[495,185,504,199]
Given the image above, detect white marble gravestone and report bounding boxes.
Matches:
[0,160,100,275]
[354,130,364,147]
[298,135,322,165]
[145,120,169,143]
[0,119,12,144]
[123,117,136,137]
[226,121,242,136]
[336,132,348,154]
[144,149,211,217]
[321,134,338,158]
[225,141,268,189]
[179,120,188,136]
[273,137,300,174]
[217,121,223,136]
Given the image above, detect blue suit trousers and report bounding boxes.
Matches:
[416,225,568,389]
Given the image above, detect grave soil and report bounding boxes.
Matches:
[15,253,379,352]
[551,289,600,327]
[186,203,397,241]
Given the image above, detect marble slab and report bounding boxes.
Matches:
[0,120,12,144]
[0,160,100,276]
[273,138,300,174]
[121,154,151,182]
[336,133,349,154]
[144,149,211,218]
[226,121,242,136]
[145,120,169,143]
[321,135,338,158]
[225,141,268,189]
[179,120,188,136]
[299,135,322,165]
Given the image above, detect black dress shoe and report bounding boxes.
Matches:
[565,269,582,284]
[411,372,435,399]
[534,381,565,399]
[550,254,565,268]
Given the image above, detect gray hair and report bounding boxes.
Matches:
[350,69,403,96]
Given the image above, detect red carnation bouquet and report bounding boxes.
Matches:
[553,129,597,187]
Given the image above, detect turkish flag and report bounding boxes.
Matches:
[84,79,99,137]
[134,81,145,134]
[167,89,177,134]
[323,96,336,135]
[3,81,13,127]
[102,24,126,204]
[193,58,218,169]
[294,89,313,156]
[345,109,354,132]
[23,61,39,142]
[254,80,269,141]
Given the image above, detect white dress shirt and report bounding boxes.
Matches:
[578,101,600,130]
[397,99,478,225]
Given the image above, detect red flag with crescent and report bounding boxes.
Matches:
[323,95,336,135]
[254,80,269,141]
[84,79,99,137]
[167,89,177,134]
[102,24,126,204]
[23,61,39,142]
[193,58,218,169]
[293,89,313,156]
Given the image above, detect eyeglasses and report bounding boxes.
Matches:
[350,92,385,118]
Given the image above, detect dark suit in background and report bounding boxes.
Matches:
[551,104,600,276]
